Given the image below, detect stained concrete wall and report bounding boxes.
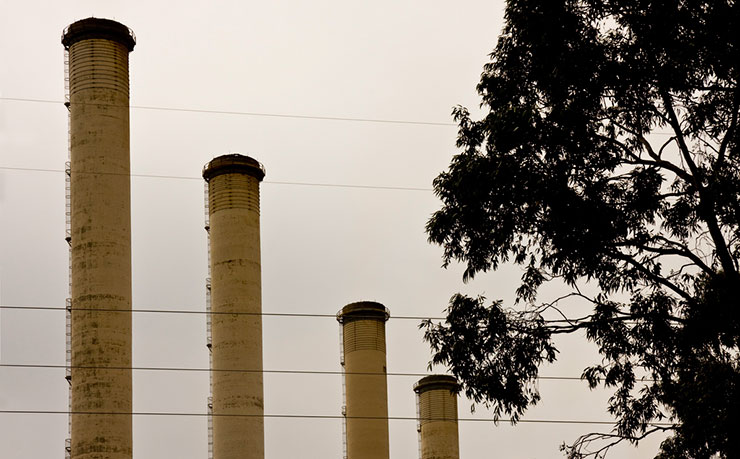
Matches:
[338,302,390,459]
[414,375,460,459]
[204,155,265,459]
[63,17,135,459]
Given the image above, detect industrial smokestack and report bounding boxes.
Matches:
[203,154,266,459]
[337,301,390,459]
[62,18,135,459]
[414,375,460,459]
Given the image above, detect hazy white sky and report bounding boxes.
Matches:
[1,1,666,458]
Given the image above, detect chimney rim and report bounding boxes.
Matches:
[62,17,136,51]
[203,154,266,182]
[413,374,459,394]
[336,301,390,323]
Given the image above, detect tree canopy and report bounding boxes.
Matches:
[424,1,740,457]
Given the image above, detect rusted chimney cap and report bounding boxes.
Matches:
[202,154,266,182]
[413,374,459,394]
[336,301,390,323]
[62,18,136,51]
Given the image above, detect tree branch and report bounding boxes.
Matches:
[717,89,739,166]
[565,425,676,459]
[596,133,693,183]
[660,88,737,278]
[609,250,694,302]
[623,235,715,275]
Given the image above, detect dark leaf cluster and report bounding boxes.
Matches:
[422,294,557,422]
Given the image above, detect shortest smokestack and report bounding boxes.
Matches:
[414,375,460,459]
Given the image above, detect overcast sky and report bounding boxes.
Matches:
[1,1,668,458]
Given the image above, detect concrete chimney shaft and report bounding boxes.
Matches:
[62,18,135,459]
[338,301,391,459]
[203,154,265,459]
[414,375,460,459]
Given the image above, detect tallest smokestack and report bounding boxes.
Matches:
[62,18,135,459]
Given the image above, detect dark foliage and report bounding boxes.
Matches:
[424,1,740,457]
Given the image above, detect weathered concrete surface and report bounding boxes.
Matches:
[205,156,265,459]
[64,18,135,459]
[339,302,390,459]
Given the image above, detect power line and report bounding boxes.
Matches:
[0,363,599,381]
[0,165,200,180]
[0,303,579,324]
[0,304,440,320]
[0,166,433,192]
[0,363,429,377]
[0,97,457,127]
[0,97,680,138]
[0,409,671,426]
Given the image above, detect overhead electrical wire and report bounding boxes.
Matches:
[0,303,583,325]
[0,96,457,127]
[0,165,433,192]
[0,303,439,320]
[0,409,672,426]
[0,96,679,138]
[0,363,617,382]
[0,363,437,378]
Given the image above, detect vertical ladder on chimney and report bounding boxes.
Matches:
[63,49,70,108]
[64,161,72,386]
[339,322,347,459]
[63,47,72,459]
[207,396,213,459]
[204,181,213,459]
[415,389,422,459]
[65,298,72,384]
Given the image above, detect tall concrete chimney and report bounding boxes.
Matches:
[62,18,135,459]
[414,375,460,459]
[203,154,265,459]
[337,301,390,459]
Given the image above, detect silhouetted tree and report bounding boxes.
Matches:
[424,1,740,457]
